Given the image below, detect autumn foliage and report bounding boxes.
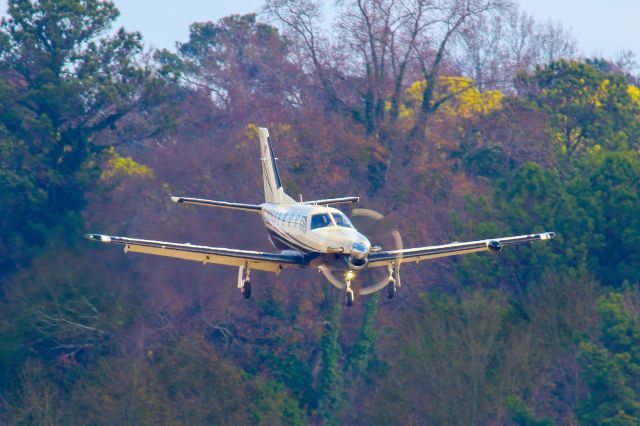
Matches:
[1,1,640,424]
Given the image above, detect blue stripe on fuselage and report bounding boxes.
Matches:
[265,226,316,253]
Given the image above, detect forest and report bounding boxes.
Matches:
[1,0,639,424]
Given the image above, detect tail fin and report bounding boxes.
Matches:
[258,127,294,204]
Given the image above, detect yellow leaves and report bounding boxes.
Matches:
[628,85,640,107]
[243,123,292,149]
[406,80,427,104]
[100,147,153,182]
[384,100,414,119]
[443,77,503,118]
[401,77,504,122]
[245,123,291,140]
[590,79,611,108]
[245,123,261,140]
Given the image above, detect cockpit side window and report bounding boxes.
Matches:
[331,213,352,228]
[310,213,332,230]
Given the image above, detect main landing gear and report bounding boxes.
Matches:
[386,279,396,299]
[386,262,398,299]
[238,264,252,299]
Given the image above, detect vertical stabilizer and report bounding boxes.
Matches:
[259,127,294,204]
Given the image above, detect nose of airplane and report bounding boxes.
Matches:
[347,232,371,259]
[351,241,368,259]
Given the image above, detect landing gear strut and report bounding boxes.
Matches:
[344,271,355,306]
[238,264,252,300]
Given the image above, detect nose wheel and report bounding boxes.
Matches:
[345,289,354,306]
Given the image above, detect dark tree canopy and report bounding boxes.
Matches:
[0,0,175,269]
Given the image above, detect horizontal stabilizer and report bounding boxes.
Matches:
[302,197,360,206]
[171,196,261,212]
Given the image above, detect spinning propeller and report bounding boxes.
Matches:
[320,208,403,296]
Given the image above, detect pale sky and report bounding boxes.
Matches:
[2,1,639,62]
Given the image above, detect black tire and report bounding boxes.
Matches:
[345,290,354,307]
[386,282,396,299]
[242,281,252,299]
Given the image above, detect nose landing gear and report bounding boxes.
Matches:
[345,270,356,306]
[345,289,354,306]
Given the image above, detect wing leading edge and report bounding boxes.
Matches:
[85,234,308,272]
[367,232,556,267]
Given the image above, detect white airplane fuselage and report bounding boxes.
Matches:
[260,203,371,258]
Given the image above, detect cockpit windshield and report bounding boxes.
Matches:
[310,213,332,230]
[332,213,352,228]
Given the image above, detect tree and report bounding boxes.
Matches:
[0,0,175,271]
[316,299,344,424]
[506,395,553,426]
[577,291,640,424]
[570,151,640,285]
[365,291,513,424]
[411,0,508,135]
[516,60,640,161]
[266,0,515,185]
[158,14,297,117]
[0,246,141,375]
[454,9,576,90]
[455,162,574,289]
[457,148,640,288]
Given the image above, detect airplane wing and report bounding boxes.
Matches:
[367,232,556,268]
[85,234,308,272]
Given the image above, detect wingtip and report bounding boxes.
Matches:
[85,234,111,242]
[171,196,181,203]
[541,232,557,240]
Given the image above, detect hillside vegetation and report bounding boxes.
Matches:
[1,1,639,424]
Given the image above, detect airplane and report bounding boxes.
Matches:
[86,127,556,306]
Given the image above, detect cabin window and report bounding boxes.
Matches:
[310,213,332,230]
[332,213,352,228]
